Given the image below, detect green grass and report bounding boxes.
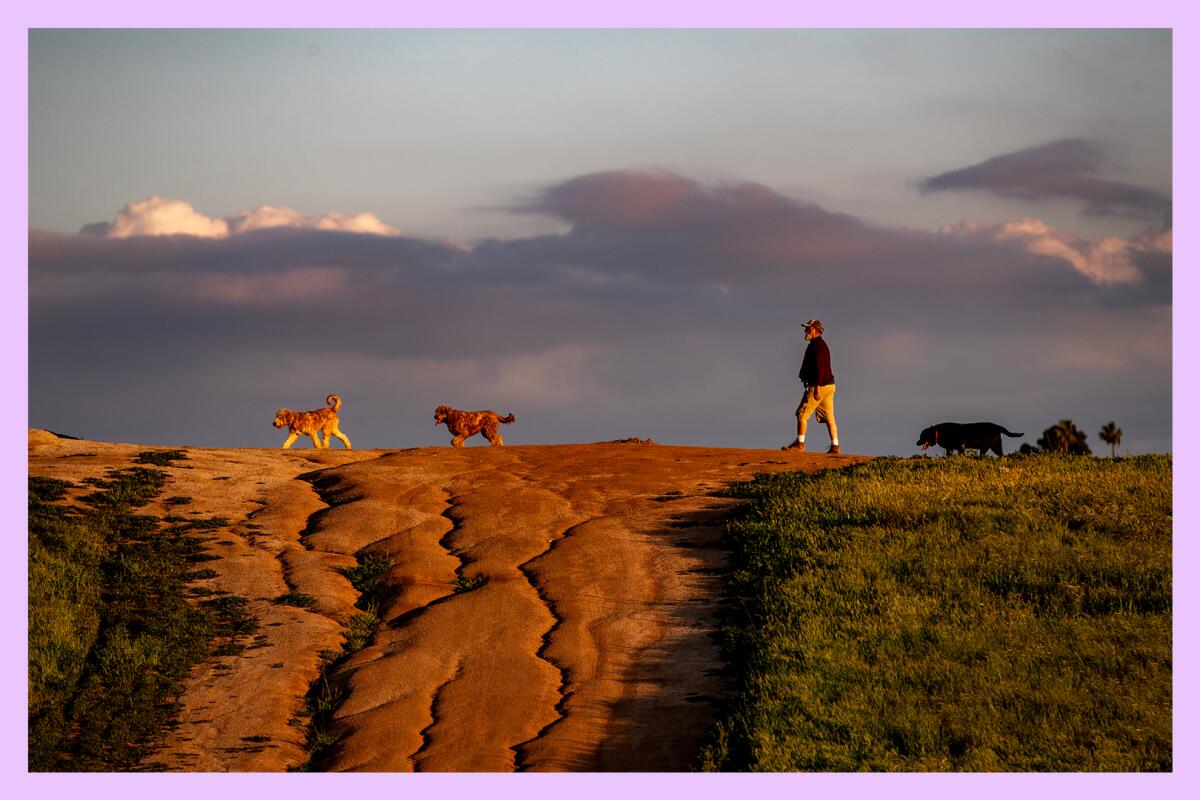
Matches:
[700,454,1171,772]
[28,463,257,771]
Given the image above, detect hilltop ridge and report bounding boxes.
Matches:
[28,430,863,771]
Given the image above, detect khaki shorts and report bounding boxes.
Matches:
[796,384,836,424]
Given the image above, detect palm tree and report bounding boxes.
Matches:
[1037,419,1092,455]
[1099,421,1123,458]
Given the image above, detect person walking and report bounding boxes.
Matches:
[783,319,840,454]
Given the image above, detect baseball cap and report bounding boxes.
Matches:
[803,319,824,333]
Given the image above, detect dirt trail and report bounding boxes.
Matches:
[28,432,864,771]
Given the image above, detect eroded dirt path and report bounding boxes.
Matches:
[295,443,865,772]
[28,433,864,771]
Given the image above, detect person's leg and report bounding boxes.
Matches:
[784,391,816,449]
[819,385,839,452]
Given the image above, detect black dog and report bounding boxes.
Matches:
[917,422,1024,456]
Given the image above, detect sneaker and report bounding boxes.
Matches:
[781,441,805,451]
[827,444,841,454]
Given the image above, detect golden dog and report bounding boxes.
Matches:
[273,394,352,449]
[434,405,515,447]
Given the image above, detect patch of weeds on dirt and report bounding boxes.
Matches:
[184,568,218,581]
[273,592,317,609]
[454,575,487,593]
[292,552,394,770]
[167,516,229,532]
[164,496,192,506]
[291,606,382,771]
[29,476,74,502]
[340,555,394,599]
[341,609,379,655]
[135,449,189,467]
[201,595,260,657]
[291,634,364,774]
[77,467,167,509]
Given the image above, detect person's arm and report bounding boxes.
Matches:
[816,339,833,391]
[799,342,814,386]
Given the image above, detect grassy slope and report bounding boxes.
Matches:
[701,454,1171,771]
[28,452,257,771]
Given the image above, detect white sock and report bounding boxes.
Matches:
[798,435,806,443]
[832,438,839,445]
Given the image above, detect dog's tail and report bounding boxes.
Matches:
[1000,427,1023,437]
[501,413,515,424]
[326,394,342,412]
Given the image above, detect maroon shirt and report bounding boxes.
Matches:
[800,336,835,387]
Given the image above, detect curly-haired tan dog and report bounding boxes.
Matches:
[434,405,515,447]
[273,394,352,449]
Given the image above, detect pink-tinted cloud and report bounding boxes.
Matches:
[920,138,1170,219]
[194,266,348,306]
[520,169,867,237]
[938,217,1169,285]
[522,170,700,230]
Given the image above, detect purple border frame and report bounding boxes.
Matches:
[7,3,1193,797]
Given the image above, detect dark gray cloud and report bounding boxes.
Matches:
[919,138,1171,219]
[29,170,1172,454]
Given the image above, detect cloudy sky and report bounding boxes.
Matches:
[28,29,1172,455]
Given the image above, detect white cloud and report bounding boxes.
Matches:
[227,205,400,236]
[108,195,229,238]
[102,196,400,239]
[223,204,308,234]
[938,217,1168,286]
[309,211,399,236]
